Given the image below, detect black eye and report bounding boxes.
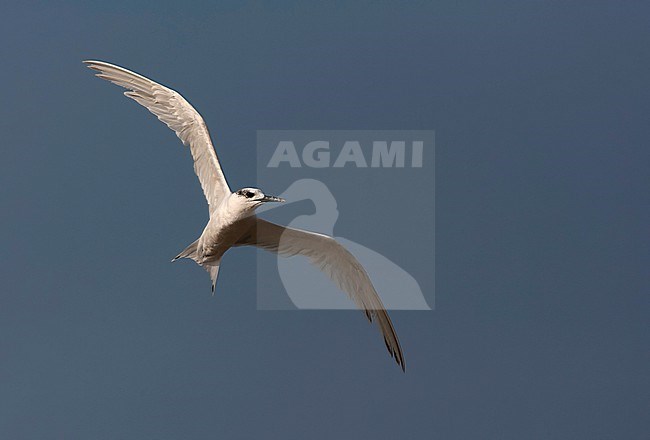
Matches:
[245,191,255,198]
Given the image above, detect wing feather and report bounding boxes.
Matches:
[238,218,405,371]
[84,60,230,212]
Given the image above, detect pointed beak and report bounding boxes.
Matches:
[259,195,285,203]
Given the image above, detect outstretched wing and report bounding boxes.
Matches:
[84,60,230,212]
[237,218,405,371]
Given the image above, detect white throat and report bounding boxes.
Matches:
[211,192,255,224]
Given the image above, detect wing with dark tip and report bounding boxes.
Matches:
[237,218,405,371]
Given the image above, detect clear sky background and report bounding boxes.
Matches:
[1,1,648,438]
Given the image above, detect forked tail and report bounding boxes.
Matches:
[172,239,220,293]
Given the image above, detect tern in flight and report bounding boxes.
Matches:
[84,60,405,371]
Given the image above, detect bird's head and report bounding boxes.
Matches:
[228,187,285,217]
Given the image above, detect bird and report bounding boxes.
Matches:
[83,60,405,371]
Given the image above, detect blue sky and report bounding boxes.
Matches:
[1,1,648,438]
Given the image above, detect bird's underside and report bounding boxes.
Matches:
[84,60,405,371]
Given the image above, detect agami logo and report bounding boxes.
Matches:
[256,129,436,312]
[266,140,425,168]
